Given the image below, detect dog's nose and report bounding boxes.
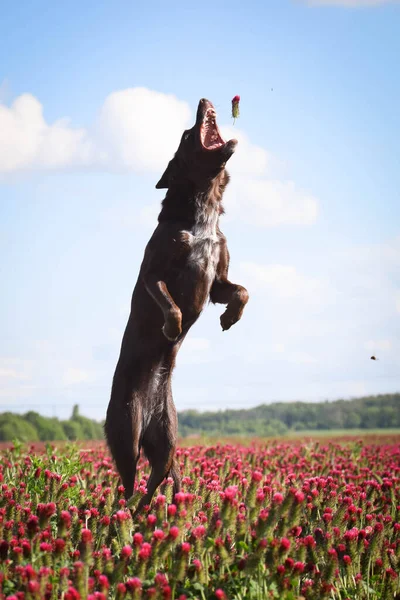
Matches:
[196,98,213,122]
[199,98,214,110]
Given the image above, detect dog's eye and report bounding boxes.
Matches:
[184,133,190,141]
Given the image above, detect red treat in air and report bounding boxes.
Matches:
[232,95,240,103]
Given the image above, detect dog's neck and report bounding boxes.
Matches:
[158,171,228,226]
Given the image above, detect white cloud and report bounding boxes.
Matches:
[0,88,190,175]
[62,367,94,386]
[220,125,318,227]
[273,343,286,354]
[300,0,397,6]
[0,358,33,381]
[97,87,191,172]
[259,343,318,365]
[0,368,24,380]
[220,126,270,177]
[0,94,96,173]
[0,88,319,229]
[0,87,320,229]
[289,351,318,364]
[345,381,368,397]
[226,178,318,227]
[0,385,38,401]
[177,337,212,365]
[334,238,400,316]
[365,339,392,352]
[0,360,36,404]
[240,261,326,301]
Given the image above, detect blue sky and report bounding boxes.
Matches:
[1,0,399,420]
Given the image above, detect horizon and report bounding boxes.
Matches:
[1,390,399,424]
[1,0,399,421]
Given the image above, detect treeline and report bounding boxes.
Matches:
[0,405,103,442]
[178,393,400,437]
[0,394,399,442]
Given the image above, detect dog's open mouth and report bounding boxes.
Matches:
[200,107,226,151]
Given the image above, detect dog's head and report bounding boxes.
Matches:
[156,98,238,190]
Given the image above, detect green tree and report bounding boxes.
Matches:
[0,413,39,442]
[62,420,85,440]
[24,411,67,441]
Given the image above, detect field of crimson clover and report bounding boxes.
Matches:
[0,437,399,600]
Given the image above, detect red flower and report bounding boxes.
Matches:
[54,538,66,554]
[181,542,191,554]
[65,588,81,600]
[133,532,143,546]
[285,557,294,569]
[277,565,286,575]
[153,529,165,541]
[28,581,40,593]
[193,559,202,572]
[232,95,240,103]
[39,542,52,552]
[27,516,39,534]
[60,510,72,525]
[174,492,186,505]
[294,490,305,504]
[81,529,93,543]
[344,528,358,541]
[138,542,152,560]
[162,586,172,599]
[280,537,291,551]
[386,568,398,580]
[121,545,133,559]
[147,514,157,527]
[294,561,305,573]
[192,525,206,539]
[167,504,177,517]
[126,577,142,591]
[155,573,168,586]
[168,526,180,540]
[98,575,109,590]
[115,510,129,522]
[303,535,316,548]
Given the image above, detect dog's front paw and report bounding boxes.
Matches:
[220,309,238,332]
[162,308,182,342]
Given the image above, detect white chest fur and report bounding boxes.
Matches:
[182,208,220,279]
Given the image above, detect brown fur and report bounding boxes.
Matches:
[104,99,249,516]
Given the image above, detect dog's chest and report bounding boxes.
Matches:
[182,211,220,279]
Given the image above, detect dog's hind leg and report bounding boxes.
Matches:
[131,414,177,517]
[104,376,142,500]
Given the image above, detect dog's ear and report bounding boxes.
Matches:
[155,158,177,189]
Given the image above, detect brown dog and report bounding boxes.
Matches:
[104,98,249,516]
